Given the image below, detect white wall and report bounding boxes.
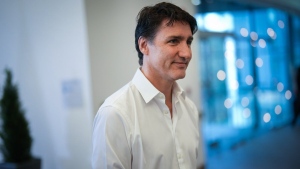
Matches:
[0,0,93,169]
[0,0,205,168]
[85,0,204,167]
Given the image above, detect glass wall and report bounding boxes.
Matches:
[196,8,299,157]
[293,16,300,67]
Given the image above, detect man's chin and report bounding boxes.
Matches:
[174,73,186,80]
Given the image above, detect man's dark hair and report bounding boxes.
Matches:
[135,2,198,66]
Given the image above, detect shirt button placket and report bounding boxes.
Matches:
[177,153,182,159]
[164,110,169,115]
[177,151,184,169]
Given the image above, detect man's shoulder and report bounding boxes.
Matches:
[104,82,129,101]
[101,81,140,110]
[96,81,143,124]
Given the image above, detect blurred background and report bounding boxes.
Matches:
[0,0,300,169]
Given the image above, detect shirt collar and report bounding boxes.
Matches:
[172,81,186,100]
[132,68,186,103]
[132,68,160,103]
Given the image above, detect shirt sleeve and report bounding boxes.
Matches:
[92,106,131,169]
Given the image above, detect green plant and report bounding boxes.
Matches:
[0,69,33,163]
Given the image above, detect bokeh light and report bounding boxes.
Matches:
[263,113,271,123]
[217,70,226,81]
[255,58,264,67]
[224,98,233,109]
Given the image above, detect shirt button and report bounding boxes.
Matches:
[177,153,182,159]
[159,94,164,99]
[164,110,168,114]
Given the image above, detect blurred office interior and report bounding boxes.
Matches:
[195,0,300,168]
[0,0,300,169]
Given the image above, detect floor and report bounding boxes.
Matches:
[206,126,300,169]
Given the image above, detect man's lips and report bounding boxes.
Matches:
[173,61,188,64]
[173,62,188,67]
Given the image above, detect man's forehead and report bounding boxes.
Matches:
[156,20,192,36]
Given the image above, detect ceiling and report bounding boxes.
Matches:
[197,0,300,16]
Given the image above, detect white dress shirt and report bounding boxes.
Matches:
[92,68,199,169]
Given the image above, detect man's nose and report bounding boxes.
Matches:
[178,43,192,60]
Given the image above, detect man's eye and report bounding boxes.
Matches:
[169,39,179,44]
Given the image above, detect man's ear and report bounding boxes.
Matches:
[138,36,149,55]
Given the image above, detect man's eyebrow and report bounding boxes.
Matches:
[167,35,183,39]
[167,36,194,41]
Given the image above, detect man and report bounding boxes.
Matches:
[92,2,199,169]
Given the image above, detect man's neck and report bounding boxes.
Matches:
[140,67,174,116]
[140,67,174,97]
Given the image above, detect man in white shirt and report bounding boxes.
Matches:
[92,2,199,169]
